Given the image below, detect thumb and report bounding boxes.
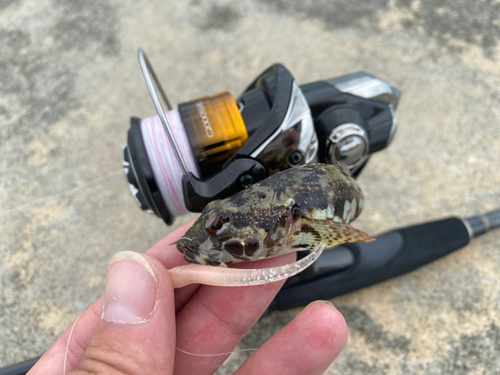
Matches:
[69,251,176,375]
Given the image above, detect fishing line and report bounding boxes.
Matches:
[63,312,82,375]
[140,110,200,218]
[61,312,257,371]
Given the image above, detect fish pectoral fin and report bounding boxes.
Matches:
[290,218,374,250]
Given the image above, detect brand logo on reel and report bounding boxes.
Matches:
[196,101,214,138]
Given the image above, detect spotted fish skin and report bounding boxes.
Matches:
[177,163,373,266]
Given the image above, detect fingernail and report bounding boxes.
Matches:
[102,251,158,324]
[308,300,335,308]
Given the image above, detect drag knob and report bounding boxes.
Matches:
[315,106,369,172]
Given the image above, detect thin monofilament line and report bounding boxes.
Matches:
[63,312,82,375]
[176,347,259,357]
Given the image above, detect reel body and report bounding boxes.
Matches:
[123,51,400,225]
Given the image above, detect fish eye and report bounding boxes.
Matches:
[205,213,230,236]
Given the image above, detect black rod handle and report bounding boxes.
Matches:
[0,357,40,375]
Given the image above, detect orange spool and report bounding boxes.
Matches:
[179,92,248,177]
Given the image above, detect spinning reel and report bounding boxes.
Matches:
[122,50,401,224]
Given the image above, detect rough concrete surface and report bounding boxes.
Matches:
[1,0,499,373]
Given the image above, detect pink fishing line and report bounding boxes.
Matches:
[141,110,200,218]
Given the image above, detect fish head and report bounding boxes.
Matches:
[176,198,264,266]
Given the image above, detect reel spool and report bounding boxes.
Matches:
[122,50,401,225]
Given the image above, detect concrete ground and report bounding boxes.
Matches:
[1,0,500,373]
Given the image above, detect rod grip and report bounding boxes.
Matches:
[0,357,40,375]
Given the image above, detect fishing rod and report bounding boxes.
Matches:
[2,51,497,374]
[268,209,500,312]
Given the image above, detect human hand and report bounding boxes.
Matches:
[28,220,348,375]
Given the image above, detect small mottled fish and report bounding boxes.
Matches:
[177,163,373,267]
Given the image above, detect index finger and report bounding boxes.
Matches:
[173,252,296,375]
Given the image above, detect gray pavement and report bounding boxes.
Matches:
[1,0,500,373]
